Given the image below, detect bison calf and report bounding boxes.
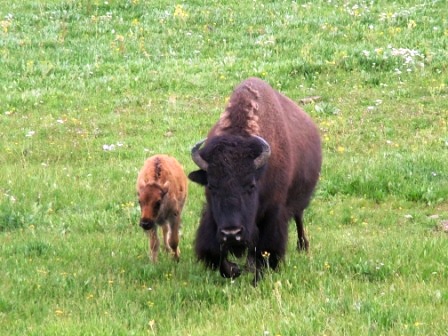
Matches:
[136,155,187,262]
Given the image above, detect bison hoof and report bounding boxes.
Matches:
[297,237,309,252]
[251,269,264,287]
[220,261,242,279]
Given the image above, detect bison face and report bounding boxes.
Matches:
[137,182,169,231]
[189,135,270,251]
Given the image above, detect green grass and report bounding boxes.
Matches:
[1,0,447,335]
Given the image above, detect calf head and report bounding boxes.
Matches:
[137,181,169,231]
[189,135,270,253]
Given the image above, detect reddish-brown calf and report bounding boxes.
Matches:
[136,155,187,262]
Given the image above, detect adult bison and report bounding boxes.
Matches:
[188,77,322,284]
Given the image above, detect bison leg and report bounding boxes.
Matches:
[219,259,242,279]
[161,223,170,252]
[252,249,282,286]
[166,217,181,262]
[218,248,242,279]
[196,242,221,270]
[146,228,160,263]
[194,210,224,271]
[195,210,242,279]
[195,216,221,269]
[245,251,256,273]
[252,207,288,285]
[246,248,262,286]
[294,213,309,252]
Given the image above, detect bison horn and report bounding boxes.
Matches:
[191,139,209,171]
[253,136,271,169]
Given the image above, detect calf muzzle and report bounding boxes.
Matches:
[140,219,155,231]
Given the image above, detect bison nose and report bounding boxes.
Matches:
[140,219,155,231]
[220,227,244,243]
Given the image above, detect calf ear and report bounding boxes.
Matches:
[161,181,170,196]
[188,170,208,186]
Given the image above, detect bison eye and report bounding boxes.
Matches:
[154,200,161,212]
[246,183,256,194]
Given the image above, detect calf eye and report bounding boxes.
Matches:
[154,200,161,212]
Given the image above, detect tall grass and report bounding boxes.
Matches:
[1,0,447,335]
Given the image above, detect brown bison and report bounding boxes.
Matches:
[136,155,187,262]
[188,77,322,284]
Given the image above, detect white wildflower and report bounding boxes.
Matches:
[102,144,116,151]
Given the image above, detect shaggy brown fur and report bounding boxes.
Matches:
[136,155,187,262]
[189,77,322,284]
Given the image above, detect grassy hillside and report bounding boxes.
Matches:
[1,0,447,335]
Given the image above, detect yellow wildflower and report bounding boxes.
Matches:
[174,5,188,20]
[337,146,345,153]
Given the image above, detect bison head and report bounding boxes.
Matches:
[137,181,169,231]
[189,135,271,252]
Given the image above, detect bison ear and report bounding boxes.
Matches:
[188,170,208,186]
[161,181,170,196]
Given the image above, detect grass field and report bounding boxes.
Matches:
[1,0,447,335]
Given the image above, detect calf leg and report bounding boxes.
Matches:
[146,228,160,263]
[161,223,170,253]
[294,212,309,252]
[166,217,181,262]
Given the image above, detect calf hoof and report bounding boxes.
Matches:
[171,248,180,262]
[220,260,242,279]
